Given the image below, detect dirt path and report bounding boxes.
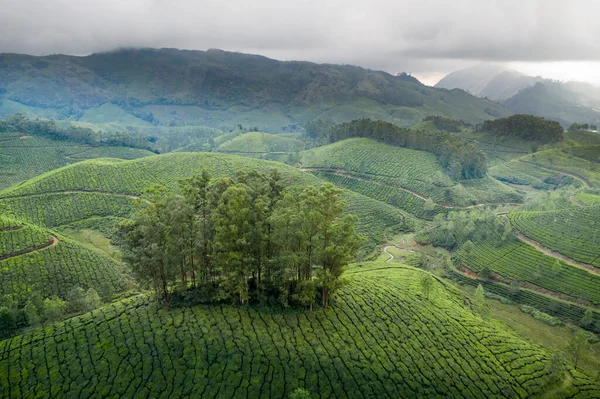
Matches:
[300,167,521,209]
[520,160,592,188]
[383,246,394,262]
[514,231,600,275]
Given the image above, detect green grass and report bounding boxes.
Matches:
[576,193,600,206]
[0,153,411,256]
[510,205,600,267]
[300,138,523,208]
[0,131,154,190]
[2,263,596,398]
[0,215,128,301]
[563,146,600,163]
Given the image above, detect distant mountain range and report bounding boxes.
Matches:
[436,64,600,127]
[0,48,508,131]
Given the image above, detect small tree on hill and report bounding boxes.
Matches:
[580,309,594,328]
[293,280,316,311]
[289,388,311,399]
[567,330,589,369]
[43,296,66,324]
[473,284,490,320]
[545,351,564,382]
[0,307,17,339]
[420,274,434,300]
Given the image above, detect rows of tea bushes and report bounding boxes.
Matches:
[313,172,445,220]
[342,191,416,256]
[0,192,141,228]
[0,223,53,260]
[455,235,600,305]
[0,131,154,191]
[510,205,600,267]
[576,193,600,206]
[448,268,600,333]
[0,234,128,301]
[300,138,447,199]
[0,153,412,256]
[523,150,600,188]
[2,264,593,398]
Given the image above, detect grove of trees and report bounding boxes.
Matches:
[116,169,362,309]
[477,114,564,143]
[328,118,488,179]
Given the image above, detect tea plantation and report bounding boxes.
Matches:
[510,205,600,267]
[0,216,128,301]
[1,263,596,398]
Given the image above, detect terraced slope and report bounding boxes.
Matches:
[454,232,600,306]
[0,153,411,255]
[510,205,600,267]
[0,216,128,301]
[0,131,154,190]
[491,149,600,190]
[300,138,522,209]
[217,131,304,154]
[2,263,596,398]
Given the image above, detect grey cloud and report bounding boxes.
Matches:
[1,0,599,78]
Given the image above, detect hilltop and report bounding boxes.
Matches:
[0,48,509,130]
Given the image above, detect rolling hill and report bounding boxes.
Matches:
[0,215,128,301]
[0,130,154,190]
[0,48,510,131]
[0,153,413,257]
[1,263,597,398]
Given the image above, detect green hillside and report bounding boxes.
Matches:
[0,130,154,190]
[217,131,304,153]
[2,263,596,398]
[0,48,510,131]
[0,215,128,301]
[0,153,411,255]
[300,138,523,210]
[509,205,600,267]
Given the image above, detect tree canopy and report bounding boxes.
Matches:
[116,169,362,309]
[477,114,564,143]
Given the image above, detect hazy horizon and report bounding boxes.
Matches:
[2,0,600,86]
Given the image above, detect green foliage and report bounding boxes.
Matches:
[420,273,434,300]
[478,114,564,143]
[568,330,589,369]
[0,307,17,339]
[117,170,361,308]
[0,113,155,150]
[43,296,66,324]
[2,264,589,398]
[329,118,488,179]
[473,284,490,319]
[519,305,563,326]
[510,205,600,267]
[67,286,103,313]
[289,388,312,399]
[422,115,472,132]
[581,309,594,328]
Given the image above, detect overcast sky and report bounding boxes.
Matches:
[1,0,600,85]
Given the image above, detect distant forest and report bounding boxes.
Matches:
[477,114,564,143]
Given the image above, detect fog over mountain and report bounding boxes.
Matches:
[2,0,600,85]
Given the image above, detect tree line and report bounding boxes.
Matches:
[568,123,598,132]
[116,169,362,309]
[422,115,472,132]
[327,118,488,179]
[0,113,156,151]
[477,114,564,143]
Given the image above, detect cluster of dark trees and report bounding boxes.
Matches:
[477,114,564,143]
[568,123,598,132]
[0,113,156,151]
[423,116,472,132]
[116,169,362,309]
[0,287,102,339]
[328,118,488,179]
